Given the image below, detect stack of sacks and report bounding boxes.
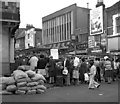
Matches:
[13,69,30,94]
[17,65,34,71]
[29,73,46,94]
[13,67,46,95]
[0,65,47,95]
[0,76,16,95]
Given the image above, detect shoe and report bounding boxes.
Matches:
[97,84,100,88]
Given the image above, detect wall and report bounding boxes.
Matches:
[1,25,10,75]
[119,37,120,50]
[35,29,42,47]
[77,7,89,34]
[108,37,118,51]
[25,28,36,49]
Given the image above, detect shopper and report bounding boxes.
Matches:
[37,54,48,76]
[47,56,56,84]
[104,58,113,84]
[73,56,80,85]
[62,56,71,86]
[94,58,101,83]
[79,58,88,84]
[29,52,39,71]
[88,60,100,89]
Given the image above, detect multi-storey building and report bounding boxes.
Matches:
[0,0,20,75]
[42,4,90,55]
[15,25,42,56]
[106,1,120,56]
[15,26,42,50]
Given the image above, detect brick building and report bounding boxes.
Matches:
[106,1,120,56]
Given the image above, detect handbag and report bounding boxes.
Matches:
[62,67,68,75]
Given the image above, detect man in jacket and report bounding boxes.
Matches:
[62,56,71,86]
[88,60,100,89]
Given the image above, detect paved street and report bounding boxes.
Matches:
[2,81,119,102]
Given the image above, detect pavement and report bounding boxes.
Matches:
[2,81,119,102]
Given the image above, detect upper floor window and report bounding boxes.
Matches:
[28,33,30,39]
[113,14,120,35]
[116,16,120,33]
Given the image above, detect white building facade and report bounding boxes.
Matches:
[25,28,36,49]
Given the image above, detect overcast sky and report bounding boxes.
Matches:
[19,0,119,28]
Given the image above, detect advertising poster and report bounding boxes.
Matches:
[50,49,59,59]
[90,6,103,35]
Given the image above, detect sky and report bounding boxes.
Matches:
[19,0,119,29]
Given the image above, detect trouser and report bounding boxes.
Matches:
[49,77,54,84]
[89,75,99,88]
[95,67,101,82]
[63,73,70,86]
[72,78,79,85]
[113,70,117,81]
[79,73,84,83]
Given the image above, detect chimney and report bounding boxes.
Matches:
[96,0,105,7]
[87,2,89,9]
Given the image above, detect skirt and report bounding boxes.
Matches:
[105,70,113,77]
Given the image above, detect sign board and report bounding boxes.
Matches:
[50,49,59,59]
[90,6,103,35]
[101,33,107,46]
[88,36,95,48]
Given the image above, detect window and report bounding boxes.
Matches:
[28,33,30,39]
[113,14,120,35]
[28,43,30,47]
[116,16,120,33]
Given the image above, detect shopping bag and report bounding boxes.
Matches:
[84,73,89,81]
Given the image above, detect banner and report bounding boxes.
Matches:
[90,6,103,35]
[50,49,59,59]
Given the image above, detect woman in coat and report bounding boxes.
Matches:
[47,56,56,84]
[104,58,113,84]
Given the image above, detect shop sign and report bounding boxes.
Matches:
[88,36,95,48]
[91,49,102,53]
[76,50,87,54]
[101,33,107,46]
[76,42,88,50]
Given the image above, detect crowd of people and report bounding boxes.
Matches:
[14,51,120,89]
